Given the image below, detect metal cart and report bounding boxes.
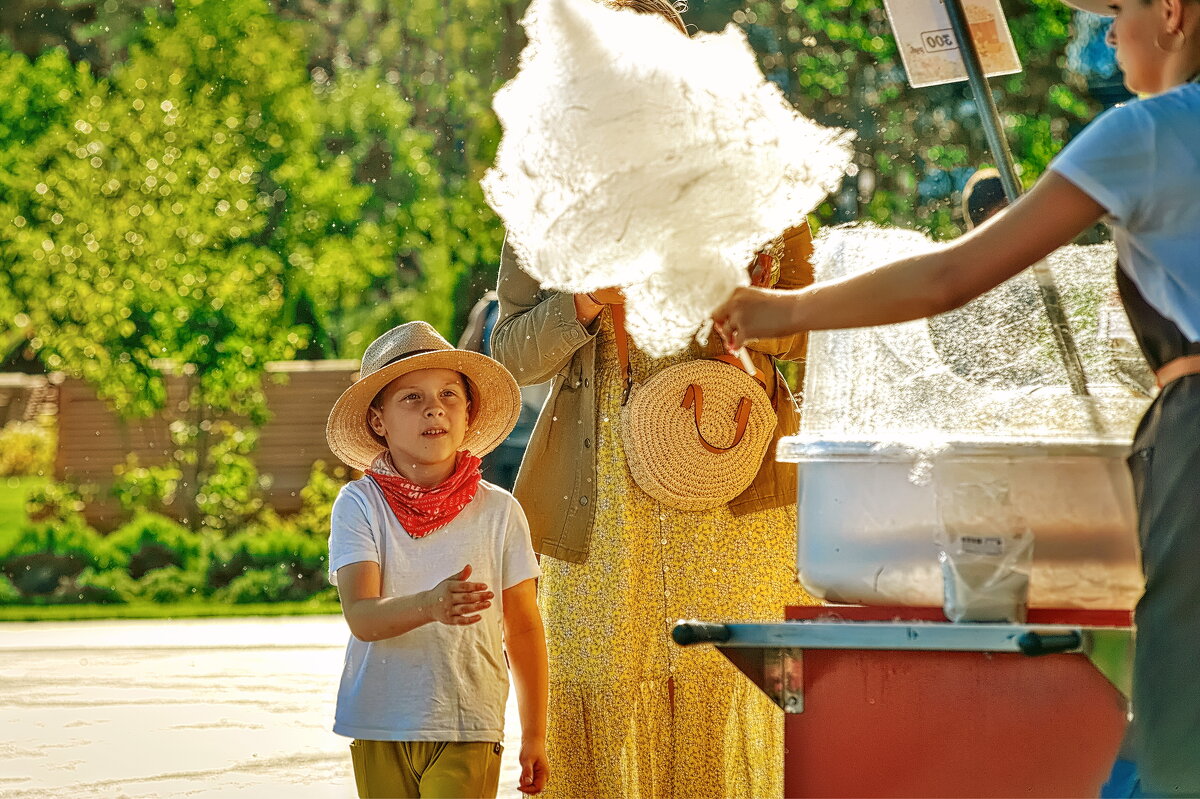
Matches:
[675,605,1131,797]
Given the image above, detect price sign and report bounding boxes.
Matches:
[882,0,1022,88]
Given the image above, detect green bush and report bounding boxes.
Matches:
[0,517,105,596]
[59,568,137,604]
[208,526,327,596]
[135,566,205,603]
[214,564,307,604]
[103,513,206,578]
[0,419,55,478]
[0,573,22,604]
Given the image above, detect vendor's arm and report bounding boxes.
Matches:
[492,237,600,385]
[714,173,1106,349]
[503,577,550,794]
[336,562,494,642]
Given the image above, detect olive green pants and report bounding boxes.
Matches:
[349,740,503,799]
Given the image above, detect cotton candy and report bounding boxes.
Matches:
[482,0,853,355]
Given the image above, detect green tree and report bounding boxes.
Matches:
[1,0,405,525]
[0,47,90,361]
[689,0,1096,237]
[272,0,522,335]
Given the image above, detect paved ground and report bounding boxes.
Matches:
[0,616,525,799]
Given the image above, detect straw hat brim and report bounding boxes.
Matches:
[326,350,522,472]
[1058,0,1113,16]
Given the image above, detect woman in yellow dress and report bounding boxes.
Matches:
[490,5,820,797]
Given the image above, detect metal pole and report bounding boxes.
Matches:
[942,0,1092,397]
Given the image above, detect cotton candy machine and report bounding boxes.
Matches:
[778,435,1142,611]
[674,234,1148,796]
[785,229,1149,614]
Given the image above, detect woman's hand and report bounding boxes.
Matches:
[574,287,624,324]
[587,287,625,305]
[712,286,804,351]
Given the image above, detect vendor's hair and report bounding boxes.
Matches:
[606,0,688,34]
[962,168,1007,229]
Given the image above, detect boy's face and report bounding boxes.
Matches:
[368,368,471,474]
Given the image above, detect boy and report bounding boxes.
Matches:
[324,321,549,798]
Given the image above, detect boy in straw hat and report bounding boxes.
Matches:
[325,321,549,798]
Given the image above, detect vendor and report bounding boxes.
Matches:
[713,0,1200,793]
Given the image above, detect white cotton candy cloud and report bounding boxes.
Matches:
[482,0,854,355]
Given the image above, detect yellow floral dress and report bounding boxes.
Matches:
[539,311,819,799]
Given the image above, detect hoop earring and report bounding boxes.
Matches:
[1156,28,1186,53]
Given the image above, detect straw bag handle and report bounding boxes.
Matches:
[608,303,766,406]
[682,384,752,453]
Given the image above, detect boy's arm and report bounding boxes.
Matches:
[337,562,494,643]
[502,577,550,795]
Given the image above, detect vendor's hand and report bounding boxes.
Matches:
[424,565,493,626]
[517,738,550,794]
[712,286,804,350]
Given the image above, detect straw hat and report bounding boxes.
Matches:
[1058,0,1113,16]
[621,359,775,510]
[326,321,521,471]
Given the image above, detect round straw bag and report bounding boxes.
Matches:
[621,357,774,510]
[611,302,775,511]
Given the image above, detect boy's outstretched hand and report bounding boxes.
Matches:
[712,286,803,350]
[425,564,493,625]
[518,738,550,794]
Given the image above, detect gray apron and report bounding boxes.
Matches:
[1115,266,1200,796]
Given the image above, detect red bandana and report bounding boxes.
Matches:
[366,452,484,539]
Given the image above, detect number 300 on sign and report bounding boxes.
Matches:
[922,30,956,51]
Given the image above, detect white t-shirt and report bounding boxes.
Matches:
[1049,82,1200,342]
[327,478,541,741]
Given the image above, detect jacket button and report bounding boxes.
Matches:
[583,378,590,387]
[579,496,589,506]
[584,438,592,448]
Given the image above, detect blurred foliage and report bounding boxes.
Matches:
[0,418,56,477]
[24,478,93,526]
[213,564,312,603]
[0,463,338,605]
[281,459,345,537]
[688,0,1097,238]
[1,0,380,420]
[103,511,206,576]
[208,525,328,593]
[271,0,519,335]
[0,516,105,595]
[132,564,206,602]
[111,453,182,516]
[0,573,23,604]
[70,566,138,603]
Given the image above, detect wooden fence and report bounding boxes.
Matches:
[55,360,358,530]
